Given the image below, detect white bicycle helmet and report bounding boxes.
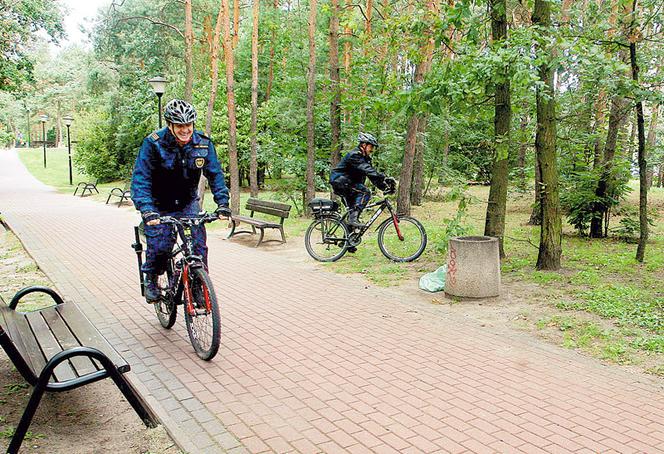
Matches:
[358,132,379,148]
[164,99,197,124]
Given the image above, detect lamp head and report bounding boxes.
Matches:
[39,114,48,123]
[148,76,167,96]
[63,115,74,127]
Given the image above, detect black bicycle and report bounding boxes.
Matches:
[132,213,221,361]
[305,188,427,263]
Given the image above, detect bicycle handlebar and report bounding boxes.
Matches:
[159,213,224,227]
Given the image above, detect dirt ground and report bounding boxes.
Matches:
[0,224,181,454]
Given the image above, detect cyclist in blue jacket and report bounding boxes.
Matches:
[330,132,394,228]
[131,99,230,303]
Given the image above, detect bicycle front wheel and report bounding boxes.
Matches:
[377,215,427,262]
[184,267,221,361]
[155,260,177,329]
[304,217,349,262]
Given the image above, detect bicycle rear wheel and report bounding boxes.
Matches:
[184,267,221,361]
[155,260,177,329]
[377,215,427,262]
[304,217,349,262]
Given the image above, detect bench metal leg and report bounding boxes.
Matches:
[227,220,237,239]
[109,372,157,428]
[255,228,265,247]
[106,193,113,204]
[279,226,286,243]
[8,381,46,454]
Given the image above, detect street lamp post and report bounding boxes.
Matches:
[39,114,48,168]
[148,76,167,128]
[26,107,31,148]
[63,115,74,185]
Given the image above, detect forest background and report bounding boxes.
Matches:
[0,0,663,372]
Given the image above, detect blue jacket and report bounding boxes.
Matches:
[131,128,229,215]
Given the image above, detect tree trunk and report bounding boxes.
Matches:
[329,0,342,193]
[184,0,194,102]
[233,0,240,48]
[411,115,428,206]
[645,104,659,188]
[205,5,224,136]
[484,0,511,258]
[630,35,648,262]
[589,94,629,238]
[533,0,561,271]
[249,0,260,197]
[200,4,225,206]
[528,160,542,225]
[396,0,439,216]
[517,113,529,190]
[305,0,318,209]
[222,0,240,213]
[591,90,607,169]
[397,115,420,216]
[266,0,278,102]
[342,0,352,125]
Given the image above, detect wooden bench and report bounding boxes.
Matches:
[0,286,156,453]
[106,182,131,207]
[228,198,291,247]
[73,179,99,197]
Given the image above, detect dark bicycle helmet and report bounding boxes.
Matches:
[163,99,197,124]
[358,132,379,148]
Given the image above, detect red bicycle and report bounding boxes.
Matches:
[132,213,221,361]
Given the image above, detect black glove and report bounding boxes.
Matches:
[142,211,160,223]
[215,205,232,217]
[384,177,397,192]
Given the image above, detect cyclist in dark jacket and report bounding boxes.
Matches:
[131,99,230,303]
[330,132,393,228]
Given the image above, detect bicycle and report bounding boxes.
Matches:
[131,213,222,361]
[304,187,427,263]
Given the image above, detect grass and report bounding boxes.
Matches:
[15,147,664,373]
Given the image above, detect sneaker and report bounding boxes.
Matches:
[144,274,161,303]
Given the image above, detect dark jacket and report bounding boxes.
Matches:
[131,128,229,215]
[330,147,387,190]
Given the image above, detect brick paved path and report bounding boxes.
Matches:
[1,149,663,454]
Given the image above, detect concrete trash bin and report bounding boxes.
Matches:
[445,236,500,298]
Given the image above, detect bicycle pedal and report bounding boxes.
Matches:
[193,308,208,316]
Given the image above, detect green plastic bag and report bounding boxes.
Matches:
[419,265,447,293]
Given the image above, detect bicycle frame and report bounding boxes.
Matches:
[132,215,215,316]
[165,217,212,317]
[340,196,404,241]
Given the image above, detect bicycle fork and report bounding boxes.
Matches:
[391,213,404,241]
[182,265,211,316]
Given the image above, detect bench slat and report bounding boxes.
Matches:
[55,304,130,372]
[0,304,45,376]
[232,215,281,228]
[245,204,290,219]
[246,198,291,212]
[25,311,77,382]
[40,309,98,377]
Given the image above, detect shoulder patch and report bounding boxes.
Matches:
[194,144,209,149]
[150,132,159,140]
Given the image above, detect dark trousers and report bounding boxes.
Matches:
[331,178,371,211]
[142,204,207,275]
